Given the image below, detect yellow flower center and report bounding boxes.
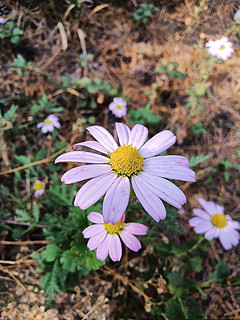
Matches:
[33,182,44,190]
[116,104,122,109]
[220,45,225,50]
[211,214,227,228]
[44,118,52,124]
[109,144,144,177]
[104,220,125,235]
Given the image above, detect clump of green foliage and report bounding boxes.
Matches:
[134,3,160,25]
[0,21,23,44]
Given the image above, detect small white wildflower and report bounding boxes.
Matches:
[33,180,45,197]
[109,97,127,118]
[37,114,60,133]
[205,36,234,60]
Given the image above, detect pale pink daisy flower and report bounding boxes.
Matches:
[37,114,60,133]
[205,36,234,60]
[33,180,45,197]
[189,198,240,250]
[82,213,147,261]
[55,123,195,224]
[109,97,127,118]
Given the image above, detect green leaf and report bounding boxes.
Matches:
[40,260,61,302]
[15,209,31,222]
[191,122,207,135]
[60,250,78,272]
[188,154,211,168]
[165,299,186,320]
[42,244,62,262]
[15,155,29,165]
[36,149,47,160]
[190,257,202,272]
[4,105,18,121]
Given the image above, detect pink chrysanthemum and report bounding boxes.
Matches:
[189,198,240,250]
[205,36,234,60]
[82,212,147,261]
[55,123,195,224]
[37,114,60,133]
[109,97,127,118]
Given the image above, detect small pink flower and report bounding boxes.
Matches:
[33,180,45,197]
[206,36,234,60]
[189,198,240,250]
[37,114,60,133]
[55,123,195,224]
[109,97,127,118]
[0,18,6,24]
[82,212,147,261]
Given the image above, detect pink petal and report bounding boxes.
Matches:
[205,227,220,240]
[116,123,131,146]
[120,230,141,252]
[37,122,44,128]
[189,217,205,227]
[48,114,58,121]
[73,141,109,154]
[82,224,105,238]
[87,126,118,152]
[87,212,104,223]
[55,151,109,164]
[139,130,176,158]
[132,176,166,222]
[143,158,196,182]
[74,172,117,209]
[108,234,122,261]
[103,177,130,224]
[144,155,190,167]
[124,223,147,235]
[227,218,240,230]
[193,221,212,233]
[137,172,186,209]
[128,124,148,149]
[193,209,211,220]
[198,198,219,215]
[219,230,235,250]
[87,230,107,250]
[61,164,111,184]
[96,235,111,261]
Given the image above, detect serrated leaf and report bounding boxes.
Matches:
[190,257,202,272]
[60,250,78,272]
[188,154,211,168]
[36,149,47,160]
[15,155,29,165]
[4,105,18,121]
[42,244,62,262]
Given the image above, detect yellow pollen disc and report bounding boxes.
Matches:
[109,144,144,177]
[33,182,44,190]
[104,220,125,235]
[116,104,122,109]
[44,118,52,124]
[220,45,225,50]
[211,214,227,228]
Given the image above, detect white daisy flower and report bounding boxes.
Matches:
[55,123,195,225]
[109,97,127,118]
[37,114,60,133]
[189,198,240,250]
[33,180,45,197]
[205,36,234,60]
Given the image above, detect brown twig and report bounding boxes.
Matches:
[0,148,65,176]
[0,240,49,245]
[104,265,151,303]
[0,264,29,294]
